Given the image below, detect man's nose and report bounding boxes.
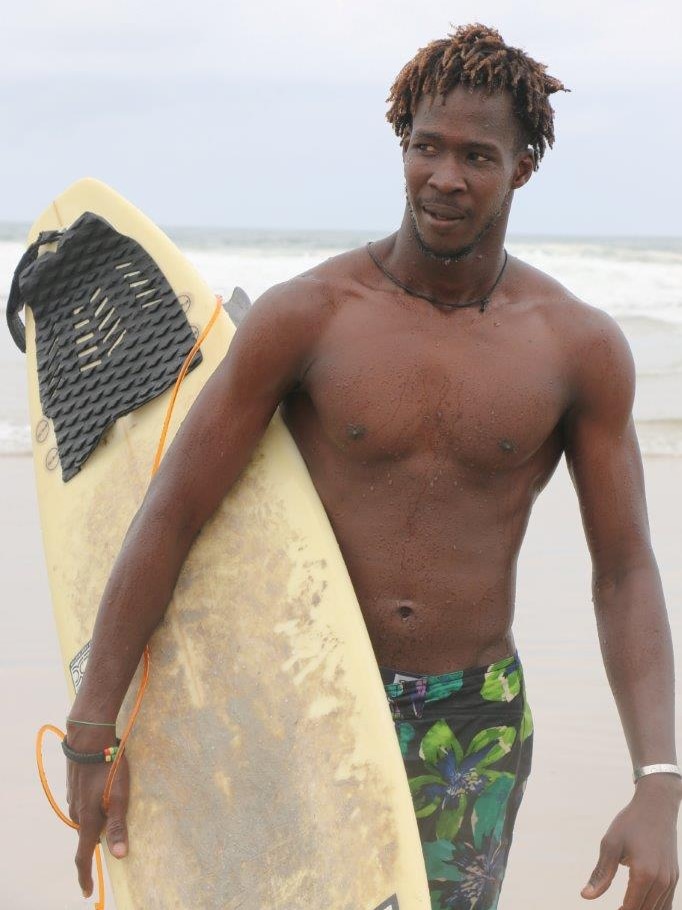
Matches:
[427,156,466,194]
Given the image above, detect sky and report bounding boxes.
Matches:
[1,0,681,235]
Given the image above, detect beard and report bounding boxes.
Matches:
[406,187,511,265]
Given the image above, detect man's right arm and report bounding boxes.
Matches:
[65,275,330,895]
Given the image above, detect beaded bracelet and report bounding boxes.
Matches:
[61,738,121,764]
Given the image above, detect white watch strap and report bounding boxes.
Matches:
[633,763,681,783]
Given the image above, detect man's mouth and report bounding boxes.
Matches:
[422,204,466,223]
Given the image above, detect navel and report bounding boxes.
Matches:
[397,599,414,620]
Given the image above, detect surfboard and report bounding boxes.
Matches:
[11,179,430,909]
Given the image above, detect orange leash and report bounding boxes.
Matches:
[35,296,223,909]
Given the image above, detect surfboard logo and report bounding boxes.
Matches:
[69,640,91,693]
[372,896,399,910]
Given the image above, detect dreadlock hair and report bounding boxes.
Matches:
[386,23,568,169]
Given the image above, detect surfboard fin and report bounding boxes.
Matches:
[224,286,252,327]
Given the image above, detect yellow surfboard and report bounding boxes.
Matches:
[13,179,430,909]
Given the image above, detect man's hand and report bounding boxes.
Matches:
[581,775,681,910]
[66,742,130,898]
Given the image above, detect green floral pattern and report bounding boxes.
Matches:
[382,654,533,910]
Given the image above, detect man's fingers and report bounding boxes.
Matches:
[581,837,621,899]
[75,813,104,897]
[104,756,130,858]
[655,882,676,910]
[620,868,660,910]
[641,880,670,910]
[105,812,129,859]
[642,873,678,910]
[650,882,674,910]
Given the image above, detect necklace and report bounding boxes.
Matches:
[366,242,509,314]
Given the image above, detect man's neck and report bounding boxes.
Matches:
[380,209,510,305]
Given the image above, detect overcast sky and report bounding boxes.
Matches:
[1,0,681,235]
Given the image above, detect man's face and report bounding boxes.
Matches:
[403,86,534,261]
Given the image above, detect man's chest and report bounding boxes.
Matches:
[301,312,568,472]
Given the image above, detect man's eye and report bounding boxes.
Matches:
[415,143,436,153]
[468,152,489,162]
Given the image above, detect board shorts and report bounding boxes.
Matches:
[380,652,533,910]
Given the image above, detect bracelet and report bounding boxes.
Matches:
[633,763,682,783]
[61,738,121,764]
[66,718,117,728]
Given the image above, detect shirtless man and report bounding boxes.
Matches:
[66,24,680,910]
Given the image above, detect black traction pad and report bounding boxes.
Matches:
[12,212,202,481]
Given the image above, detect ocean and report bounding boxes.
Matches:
[1,227,681,457]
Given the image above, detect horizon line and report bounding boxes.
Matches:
[0,221,681,244]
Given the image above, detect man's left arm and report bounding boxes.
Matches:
[562,306,681,910]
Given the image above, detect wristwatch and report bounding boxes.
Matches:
[633,763,682,783]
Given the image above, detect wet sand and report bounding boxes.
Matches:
[2,452,680,908]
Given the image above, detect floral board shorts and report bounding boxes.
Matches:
[380,652,533,910]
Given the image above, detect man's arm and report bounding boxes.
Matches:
[562,305,681,909]
[66,275,331,896]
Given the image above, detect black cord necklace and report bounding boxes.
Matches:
[366,242,509,314]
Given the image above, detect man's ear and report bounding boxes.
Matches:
[512,148,535,189]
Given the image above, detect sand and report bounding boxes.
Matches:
[1,451,680,909]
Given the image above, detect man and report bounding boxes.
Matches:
[66,24,680,910]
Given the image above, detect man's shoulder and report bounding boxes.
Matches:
[223,258,360,393]
[298,245,373,296]
[256,246,369,314]
[515,258,635,416]
[514,256,626,348]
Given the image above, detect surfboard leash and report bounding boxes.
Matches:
[36,295,224,909]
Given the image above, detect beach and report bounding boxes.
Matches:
[2,230,681,907]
